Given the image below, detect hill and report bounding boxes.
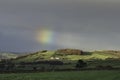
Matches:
[1,49,120,71]
[0,52,18,60]
[13,49,120,62]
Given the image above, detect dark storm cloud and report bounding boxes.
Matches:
[0,0,120,52]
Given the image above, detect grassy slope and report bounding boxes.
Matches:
[0,71,120,80]
[14,51,55,62]
[13,50,120,62]
[66,51,119,60]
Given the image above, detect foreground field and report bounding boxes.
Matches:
[0,71,120,80]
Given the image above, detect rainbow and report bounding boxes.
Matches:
[36,29,55,44]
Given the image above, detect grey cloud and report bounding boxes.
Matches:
[0,0,120,52]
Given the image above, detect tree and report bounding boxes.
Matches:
[75,60,87,69]
[0,63,5,70]
[0,59,15,71]
[5,62,15,71]
[33,67,37,70]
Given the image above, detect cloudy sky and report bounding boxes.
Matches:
[0,0,120,52]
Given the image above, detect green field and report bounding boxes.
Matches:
[0,71,120,80]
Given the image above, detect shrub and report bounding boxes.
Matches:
[75,60,87,69]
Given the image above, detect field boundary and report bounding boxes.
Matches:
[0,68,120,74]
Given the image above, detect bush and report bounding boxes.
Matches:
[75,60,87,69]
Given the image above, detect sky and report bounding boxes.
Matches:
[0,0,120,52]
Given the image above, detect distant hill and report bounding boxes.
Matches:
[0,52,19,60]
[12,49,120,63]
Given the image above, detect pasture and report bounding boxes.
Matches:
[0,70,120,80]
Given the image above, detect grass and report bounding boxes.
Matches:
[10,50,120,70]
[13,50,120,63]
[14,51,55,62]
[87,59,120,68]
[11,50,120,70]
[65,52,119,60]
[0,71,120,80]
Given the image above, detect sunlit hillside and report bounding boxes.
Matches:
[13,49,120,62]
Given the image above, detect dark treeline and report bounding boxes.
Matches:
[19,60,63,65]
[0,67,120,74]
[0,60,64,71]
[0,59,120,73]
